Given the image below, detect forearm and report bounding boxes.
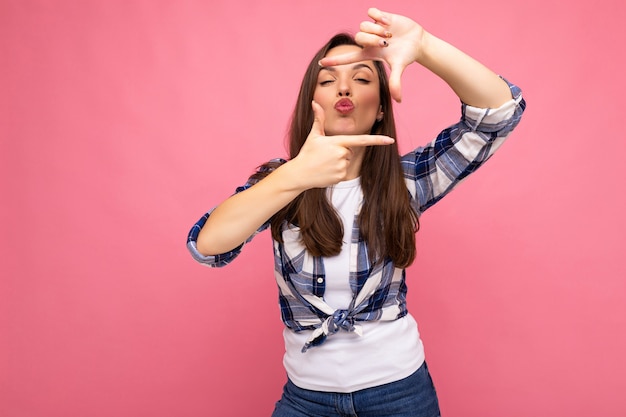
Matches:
[196,162,304,256]
[417,32,512,108]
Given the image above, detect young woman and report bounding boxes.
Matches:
[187,8,525,417]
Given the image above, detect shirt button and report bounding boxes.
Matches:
[317,278,324,284]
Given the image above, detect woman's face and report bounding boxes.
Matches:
[314,45,382,136]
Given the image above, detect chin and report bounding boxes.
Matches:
[326,124,371,136]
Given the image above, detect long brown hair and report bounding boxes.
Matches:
[252,33,418,268]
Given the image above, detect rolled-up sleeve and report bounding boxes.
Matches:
[402,78,525,214]
[186,160,285,268]
[186,208,247,268]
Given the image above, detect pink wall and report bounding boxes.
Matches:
[2,0,625,416]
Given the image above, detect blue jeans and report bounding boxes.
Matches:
[271,362,441,417]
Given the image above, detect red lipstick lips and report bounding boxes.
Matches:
[334,98,354,114]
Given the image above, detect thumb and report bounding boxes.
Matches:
[388,65,406,103]
[311,100,325,136]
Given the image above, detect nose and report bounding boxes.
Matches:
[337,79,351,97]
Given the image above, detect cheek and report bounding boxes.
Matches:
[313,89,332,108]
[359,88,381,111]
[312,91,322,105]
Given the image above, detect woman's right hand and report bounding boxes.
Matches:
[196,102,392,255]
[289,101,394,190]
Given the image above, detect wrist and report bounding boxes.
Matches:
[274,159,310,194]
[414,31,438,66]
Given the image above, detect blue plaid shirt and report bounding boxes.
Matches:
[188,80,525,351]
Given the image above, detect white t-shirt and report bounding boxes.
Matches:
[282,177,425,393]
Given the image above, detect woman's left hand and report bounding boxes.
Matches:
[319,8,426,102]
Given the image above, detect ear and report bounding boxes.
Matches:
[376,105,384,122]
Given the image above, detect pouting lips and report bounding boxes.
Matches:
[334,98,354,114]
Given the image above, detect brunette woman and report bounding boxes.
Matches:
[187,8,525,417]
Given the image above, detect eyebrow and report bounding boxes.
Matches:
[320,63,375,73]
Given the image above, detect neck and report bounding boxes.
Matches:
[345,147,366,180]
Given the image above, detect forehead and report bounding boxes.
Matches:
[326,44,362,57]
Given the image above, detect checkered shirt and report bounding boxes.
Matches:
[187,80,525,351]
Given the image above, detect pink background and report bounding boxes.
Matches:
[2,0,625,416]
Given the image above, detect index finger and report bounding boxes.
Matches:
[318,50,370,67]
[333,134,395,147]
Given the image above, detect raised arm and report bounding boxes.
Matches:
[319,8,512,107]
[195,102,394,256]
